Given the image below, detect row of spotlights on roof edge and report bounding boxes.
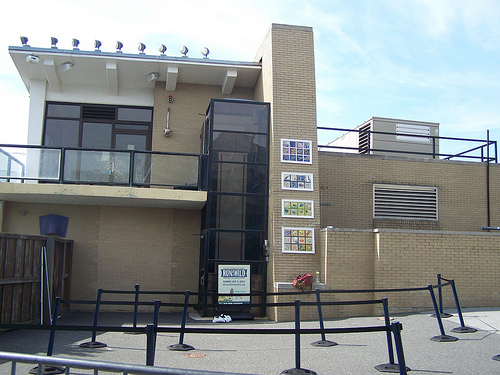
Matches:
[20,36,210,58]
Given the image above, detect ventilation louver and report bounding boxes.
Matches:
[82,105,116,120]
[373,184,438,220]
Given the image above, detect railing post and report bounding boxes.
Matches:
[311,289,337,347]
[280,300,316,375]
[133,284,140,329]
[128,150,135,187]
[391,322,409,375]
[47,297,61,357]
[145,324,156,366]
[59,148,66,183]
[428,285,458,342]
[433,274,452,318]
[79,289,107,348]
[169,291,195,351]
[375,298,401,373]
[449,279,477,334]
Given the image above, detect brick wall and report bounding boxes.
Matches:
[319,152,500,231]
[2,201,201,312]
[255,24,321,320]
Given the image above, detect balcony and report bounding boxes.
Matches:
[0,145,207,209]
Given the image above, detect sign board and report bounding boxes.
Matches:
[218,265,251,304]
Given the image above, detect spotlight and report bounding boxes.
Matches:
[94,40,102,51]
[50,37,58,48]
[26,54,40,64]
[147,72,159,82]
[115,41,123,52]
[201,47,210,58]
[72,39,80,50]
[20,36,29,47]
[180,45,188,56]
[61,62,74,72]
[138,43,146,54]
[158,44,167,55]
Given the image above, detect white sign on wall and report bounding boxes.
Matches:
[218,265,251,304]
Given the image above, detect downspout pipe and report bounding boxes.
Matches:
[482,226,500,231]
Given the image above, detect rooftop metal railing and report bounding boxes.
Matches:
[0,144,205,189]
[317,127,498,163]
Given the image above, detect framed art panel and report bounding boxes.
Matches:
[281,139,312,164]
[282,227,315,254]
[282,199,314,218]
[281,172,313,191]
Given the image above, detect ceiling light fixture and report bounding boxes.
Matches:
[158,44,167,55]
[115,41,123,53]
[50,37,58,48]
[26,54,40,64]
[20,36,29,47]
[72,39,80,50]
[61,62,74,72]
[94,40,102,51]
[201,47,210,58]
[147,72,159,82]
[180,46,188,57]
[138,43,146,54]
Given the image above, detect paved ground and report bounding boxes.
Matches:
[0,307,499,374]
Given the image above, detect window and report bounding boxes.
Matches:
[373,184,438,220]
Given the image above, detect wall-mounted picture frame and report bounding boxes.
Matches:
[282,227,315,254]
[281,139,312,164]
[281,172,313,191]
[282,199,314,218]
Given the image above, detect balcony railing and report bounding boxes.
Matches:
[0,145,205,189]
[317,127,498,163]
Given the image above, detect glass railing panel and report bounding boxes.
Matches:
[63,150,131,184]
[139,153,199,188]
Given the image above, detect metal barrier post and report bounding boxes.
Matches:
[169,291,195,351]
[281,300,316,375]
[145,324,156,366]
[375,298,399,372]
[428,285,458,342]
[311,289,337,347]
[391,322,408,375]
[449,280,477,333]
[79,289,107,348]
[31,298,65,375]
[133,284,140,329]
[432,274,452,318]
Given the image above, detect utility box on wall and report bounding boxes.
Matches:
[39,214,69,237]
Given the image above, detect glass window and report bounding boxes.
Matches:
[46,104,80,118]
[82,122,112,149]
[115,133,147,151]
[44,119,79,147]
[212,132,267,163]
[213,101,269,133]
[115,124,150,131]
[117,108,153,122]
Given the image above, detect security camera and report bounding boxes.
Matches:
[26,55,40,64]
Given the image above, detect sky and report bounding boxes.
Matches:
[1,0,499,155]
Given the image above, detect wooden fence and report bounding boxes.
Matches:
[0,233,73,324]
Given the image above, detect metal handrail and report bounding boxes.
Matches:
[317,127,497,162]
[0,351,254,375]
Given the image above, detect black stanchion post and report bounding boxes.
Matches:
[391,322,408,375]
[281,300,316,375]
[145,324,156,366]
[432,274,452,318]
[169,291,195,351]
[30,298,65,375]
[375,297,400,373]
[449,279,477,334]
[133,284,140,329]
[79,288,107,348]
[311,289,337,347]
[428,285,458,342]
